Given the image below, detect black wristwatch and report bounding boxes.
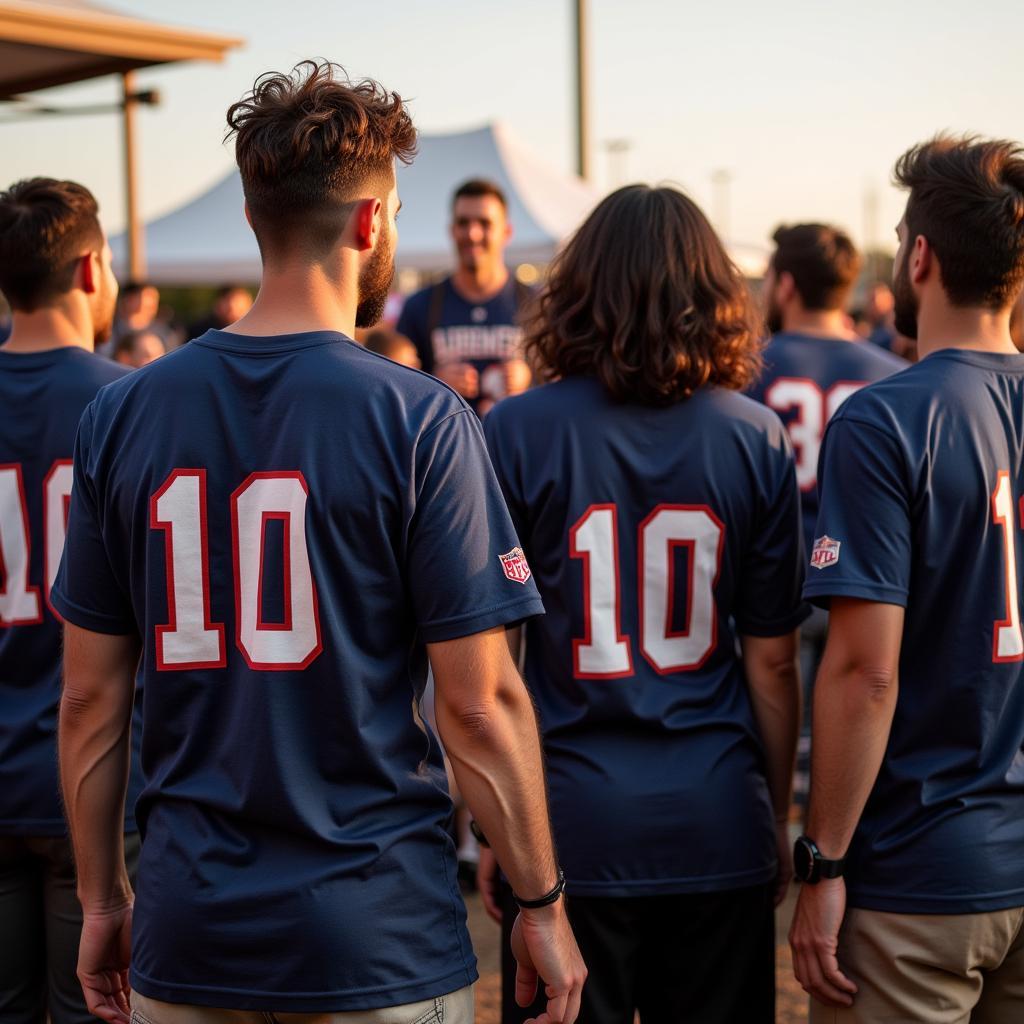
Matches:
[793,835,846,884]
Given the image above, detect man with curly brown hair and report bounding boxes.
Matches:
[53,61,584,1024]
[482,185,808,1023]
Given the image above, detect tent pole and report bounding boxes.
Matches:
[122,70,145,280]
[574,0,590,180]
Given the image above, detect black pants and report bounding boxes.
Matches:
[0,832,140,1024]
[500,879,775,1024]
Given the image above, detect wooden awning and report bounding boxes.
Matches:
[0,0,241,99]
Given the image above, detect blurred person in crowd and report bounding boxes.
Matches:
[791,135,1024,1022]
[0,177,141,1024]
[748,224,906,808]
[103,280,180,356]
[862,281,896,348]
[187,284,254,339]
[363,325,420,367]
[397,179,533,416]
[482,184,806,1024]
[54,61,584,1024]
[113,328,166,369]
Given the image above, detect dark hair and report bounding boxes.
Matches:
[894,135,1024,309]
[452,178,507,212]
[114,328,163,360]
[770,223,861,311]
[0,178,103,311]
[226,61,416,260]
[524,185,761,405]
[120,280,154,297]
[363,327,414,358]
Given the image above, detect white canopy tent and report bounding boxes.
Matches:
[111,122,603,284]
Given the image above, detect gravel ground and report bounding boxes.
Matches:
[465,884,809,1023]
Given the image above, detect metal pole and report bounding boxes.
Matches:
[574,0,590,180]
[122,70,145,280]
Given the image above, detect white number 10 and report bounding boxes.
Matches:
[151,469,321,671]
[570,503,723,678]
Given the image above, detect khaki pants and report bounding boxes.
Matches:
[130,986,474,1024]
[810,906,1024,1023]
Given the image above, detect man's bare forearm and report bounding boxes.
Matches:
[430,628,558,900]
[59,624,139,910]
[806,600,903,858]
[742,631,801,821]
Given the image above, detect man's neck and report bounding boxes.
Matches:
[782,309,858,341]
[224,264,358,339]
[2,307,93,354]
[451,264,509,304]
[915,304,1017,359]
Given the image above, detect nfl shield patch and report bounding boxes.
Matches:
[810,535,841,570]
[499,546,532,584]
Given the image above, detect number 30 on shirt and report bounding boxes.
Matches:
[151,469,322,671]
[570,503,724,678]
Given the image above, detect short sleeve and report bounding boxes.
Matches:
[734,431,812,636]
[395,293,432,374]
[482,405,530,543]
[408,409,544,642]
[802,416,911,609]
[50,406,136,634]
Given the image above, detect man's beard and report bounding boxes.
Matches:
[355,231,395,329]
[92,286,116,346]
[892,248,919,340]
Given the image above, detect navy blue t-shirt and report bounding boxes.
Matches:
[748,333,906,552]
[0,346,141,835]
[51,330,543,1011]
[485,376,809,896]
[805,349,1024,914]
[396,277,526,412]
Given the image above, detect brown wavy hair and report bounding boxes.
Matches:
[524,185,762,405]
[225,61,416,259]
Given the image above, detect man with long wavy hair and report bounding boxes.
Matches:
[52,61,584,1024]
[482,184,808,1023]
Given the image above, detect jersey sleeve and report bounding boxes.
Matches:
[802,415,911,609]
[395,292,433,375]
[408,408,544,642]
[482,404,530,543]
[733,429,811,636]
[50,405,136,635]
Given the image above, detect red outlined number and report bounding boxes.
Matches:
[43,460,73,620]
[570,503,724,679]
[0,463,43,625]
[151,470,227,670]
[230,472,322,671]
[765,378,865,491]
[570,505,633,678]
[992,471,1024,663]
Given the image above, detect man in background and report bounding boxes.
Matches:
[0,177,140,1024]
[113,328,166,369]
[187,284,253,339]
[749,223,906,805]
[104,280,180,355]
[397,179,532,415]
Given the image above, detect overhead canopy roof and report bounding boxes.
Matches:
[0,0,240,98]
[110,122,604,284]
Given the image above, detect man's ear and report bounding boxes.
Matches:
[911,234,932,285]
[79,251,99,295]
[776,270,797,306]
[244,201,253,228]
[353,197,382,252]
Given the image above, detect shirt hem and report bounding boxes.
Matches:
[129,963,478,1013]
[565,862,776,898]
[419,597,545,643]
[848,887,1024,915]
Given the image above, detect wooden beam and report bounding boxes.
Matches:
[122,70,144,281]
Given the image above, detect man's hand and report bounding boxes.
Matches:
[774,819,792,907]
[510,901,587,1024]
[502,358,533,396]
[789,877,857,1008]
[78,901,134,1024]
[435,362,480,398]
[477,846,503,924]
